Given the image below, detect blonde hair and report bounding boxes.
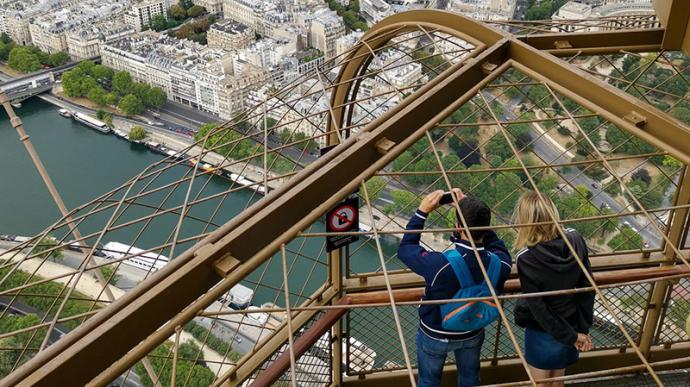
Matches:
[514,191,561,249]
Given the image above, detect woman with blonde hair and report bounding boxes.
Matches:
[513,191,595,387]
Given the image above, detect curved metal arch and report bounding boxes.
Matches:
[327,10,504,144]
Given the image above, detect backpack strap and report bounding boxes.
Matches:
[485,252,502,289]
[444,250,475,288]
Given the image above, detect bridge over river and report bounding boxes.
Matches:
[0,56,100,103]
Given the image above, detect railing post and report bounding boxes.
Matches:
[328,111,344,386]
[639,166,690,356]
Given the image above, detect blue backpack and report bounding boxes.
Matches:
[439,249,501,331]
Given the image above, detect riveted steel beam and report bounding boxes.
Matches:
[518,28,665,56]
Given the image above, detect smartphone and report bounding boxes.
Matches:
[440,192,456,205]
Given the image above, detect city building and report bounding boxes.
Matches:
[193,0,224,14]
[360,0,392,24]
[124,0,168,33]
[0,0,61,45]
[308,8,346,60]
[222,0,276,35]
[553,1,657,31]
[28,0,132,54]
[207,20,255,51]
[101,31,268,119]
[553,1,593,29]
[67,21,135,61]
[335,31,365,58]
[449,0,518,20]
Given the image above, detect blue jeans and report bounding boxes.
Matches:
[416,328,485,387]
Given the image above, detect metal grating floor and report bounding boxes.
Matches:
[571,370,690,386]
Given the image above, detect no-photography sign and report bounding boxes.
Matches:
[326,197,359,252]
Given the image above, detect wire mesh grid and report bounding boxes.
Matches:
[655,278,690,345]
[3,8,690,387]
[242,311,332,387]
[343,283,655,377]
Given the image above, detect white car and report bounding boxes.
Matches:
[234,336,242,344]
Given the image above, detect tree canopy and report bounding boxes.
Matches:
[118,94,144,116]
[8,47,41,73]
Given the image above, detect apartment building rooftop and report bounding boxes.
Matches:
[31,0,131,34]
[107,31,229,74]
[214,19,249,33]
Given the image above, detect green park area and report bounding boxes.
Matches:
[60,61,166,116]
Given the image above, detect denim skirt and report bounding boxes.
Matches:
[524,328,579,370]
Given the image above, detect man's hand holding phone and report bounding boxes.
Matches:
[420,188,465,213]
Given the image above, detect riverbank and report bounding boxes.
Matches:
[24,87,286,192]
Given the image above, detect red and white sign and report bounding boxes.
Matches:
[328,204,357,232]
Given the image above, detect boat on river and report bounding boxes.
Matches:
[73,112,110,134]
[58,108,72,118]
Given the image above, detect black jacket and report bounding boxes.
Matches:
[514,229,595,346]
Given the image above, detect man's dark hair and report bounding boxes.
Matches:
[456,196,491,241]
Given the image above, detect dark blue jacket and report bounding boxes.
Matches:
[397,209,513,340]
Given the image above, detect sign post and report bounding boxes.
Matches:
[326,197,360,252]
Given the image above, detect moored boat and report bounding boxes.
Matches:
[58,108,72,118]
[73,112,110,134]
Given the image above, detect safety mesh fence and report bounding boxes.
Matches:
[344,282,656,376]
[240,311,332,387]
[655,278,690,345]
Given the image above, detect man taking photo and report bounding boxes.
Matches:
[397,189,512,387]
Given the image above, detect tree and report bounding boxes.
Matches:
[631,168,652,186]
[7,47,41,73]
[364,176,386,203]
[169,4,187,19]
[145,87,167,108]
[0,40,16,61]
[118,94,144,116]
[96,109,106,120]
[90,64,113,81]
[662,155,684,170]
[0,314,44,378]
[34,235,63,262]
[129,126,147,141]
[112,71,134,96]
[104,92,119,106]
[671,106,690,124]
[75,60,95,74]
[102,113,113,128]
[132,82,151,101]
[99,265,120,286]
[60,69,85,97]
[608,226,643,251]
[150,14,167,31]
[134,341,215,387]
[187,5,205,17]
[46,51,69,67]
[384,189,420,215]
[87,86,108,106]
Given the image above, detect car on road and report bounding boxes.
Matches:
[591,182,599,189]
[644,242,650,248]
[234,336,242,343]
